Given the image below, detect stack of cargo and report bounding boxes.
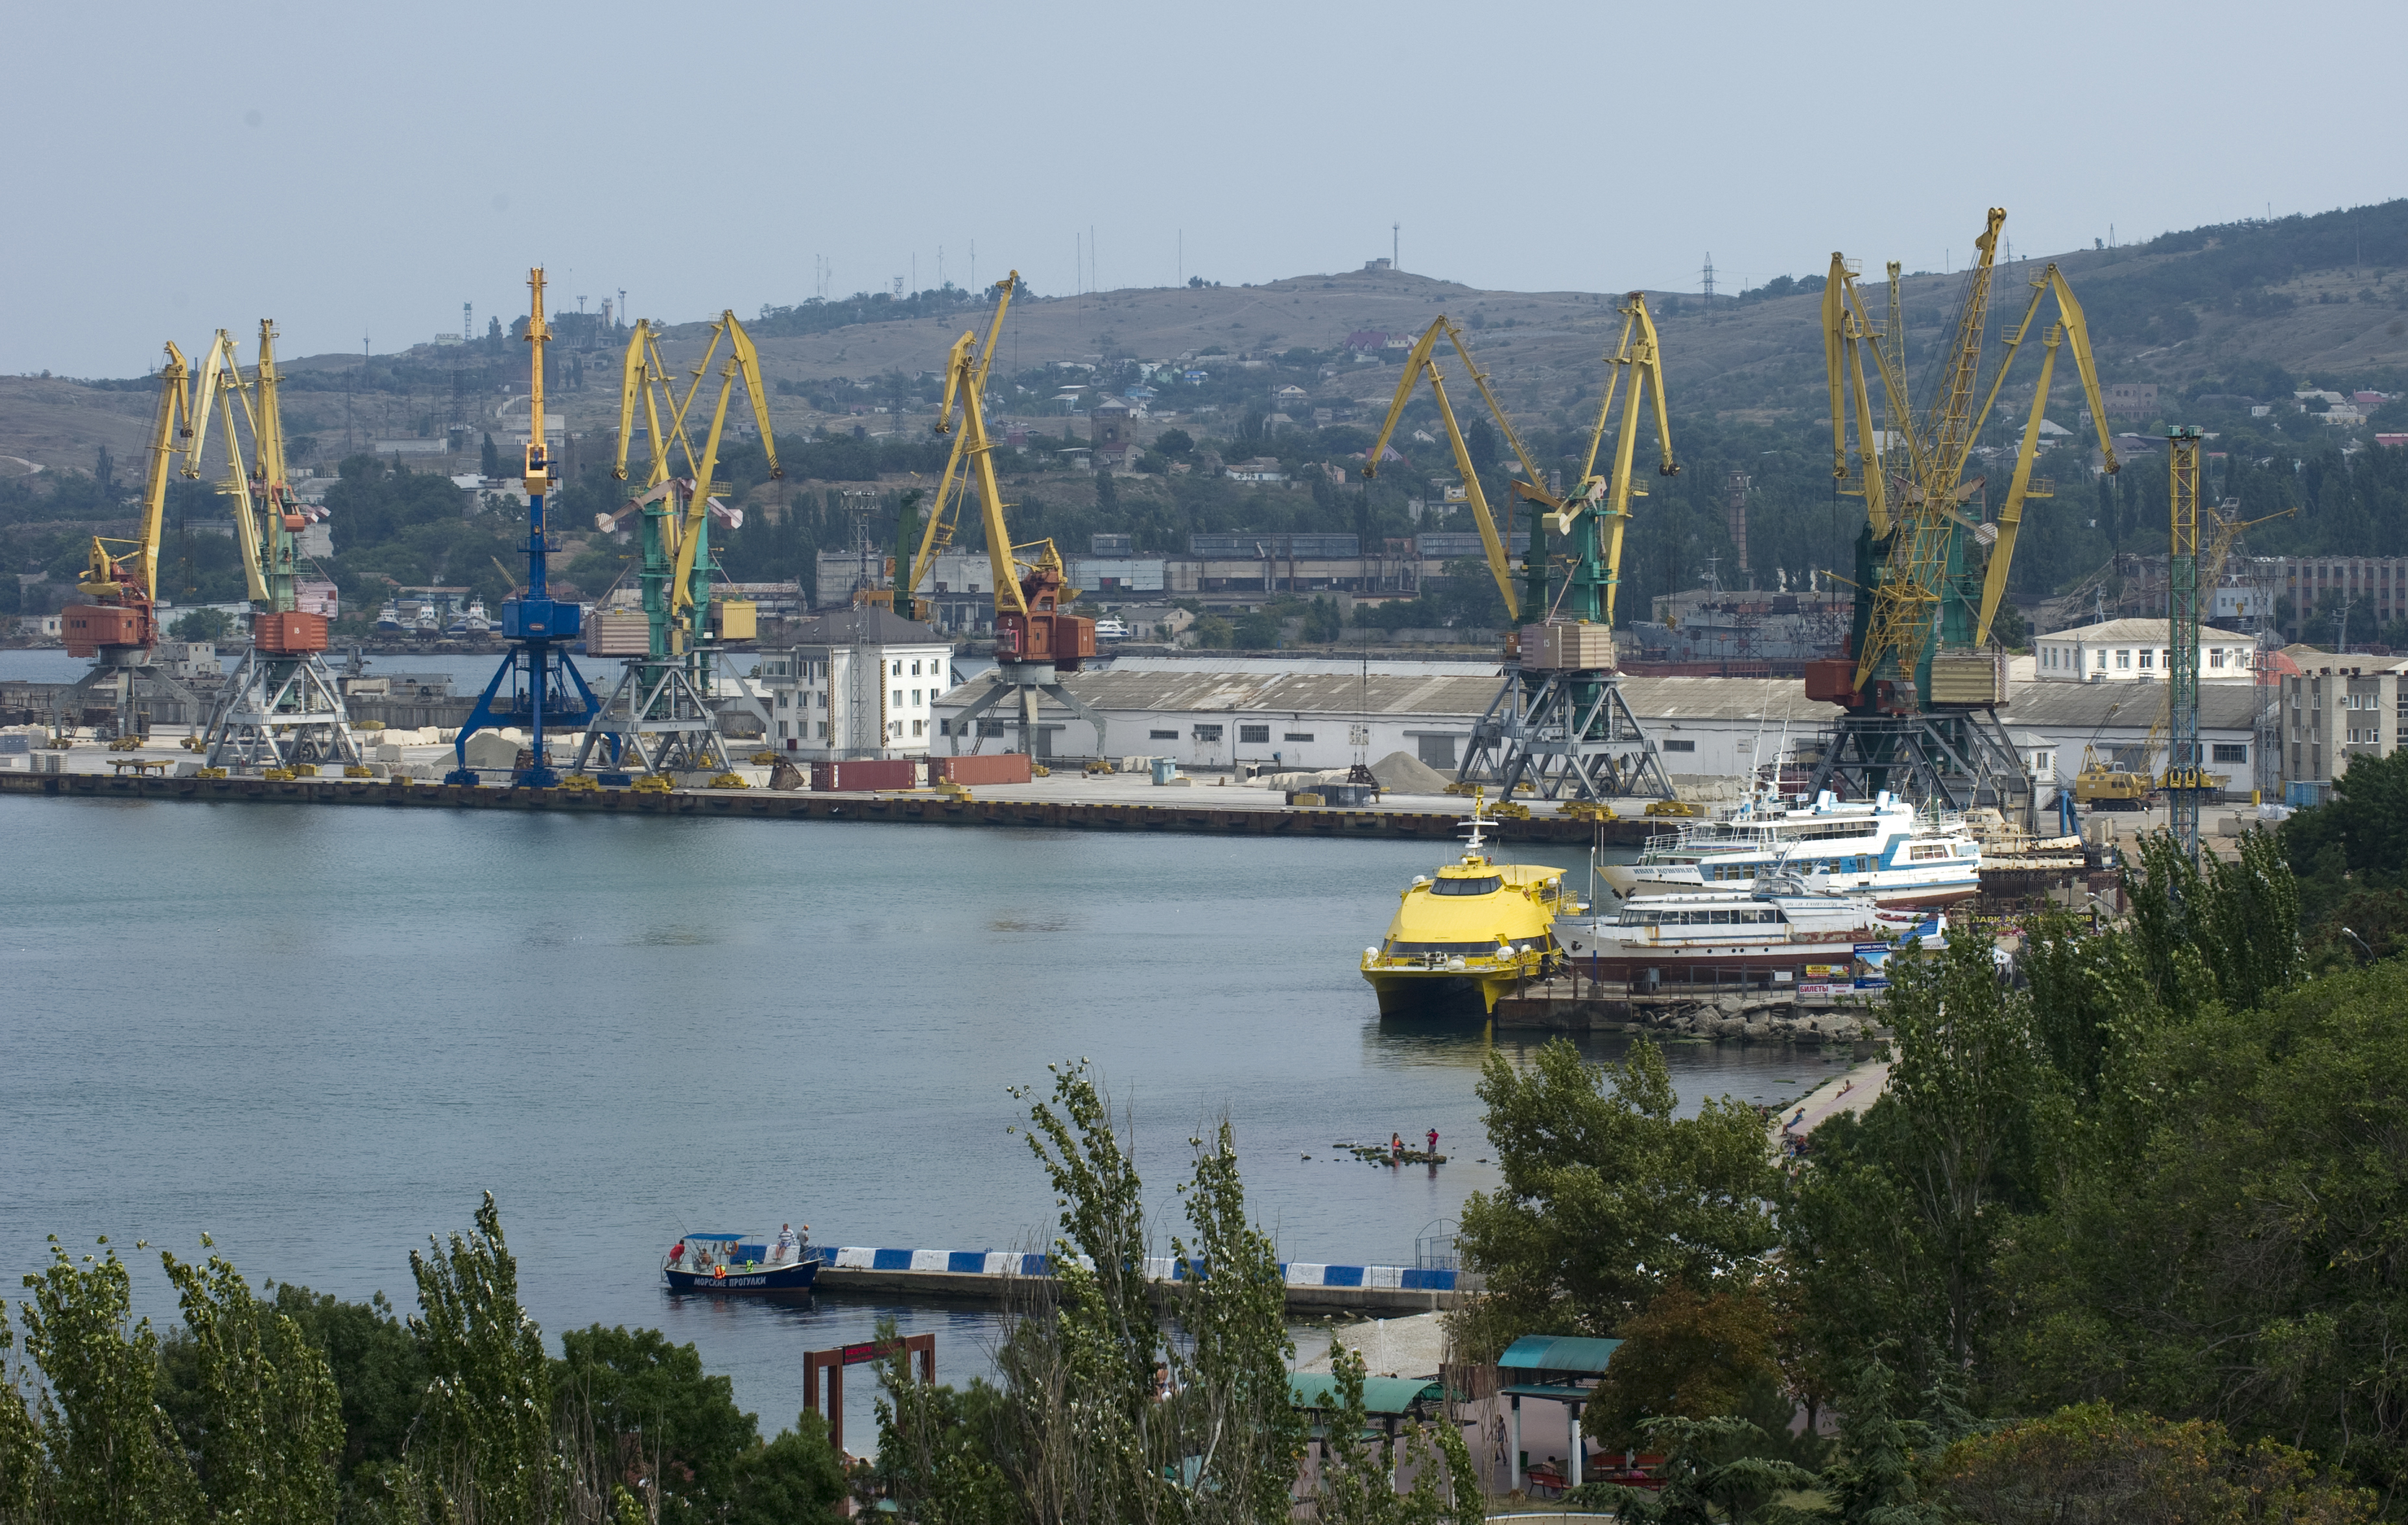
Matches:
[1519,621,1616,671]
[811,758,926,791]
[585,610,650,657]
[929,753,1032,786]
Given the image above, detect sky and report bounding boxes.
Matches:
[6,0,2403,377]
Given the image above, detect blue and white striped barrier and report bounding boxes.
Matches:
[826,1247,1460,1292]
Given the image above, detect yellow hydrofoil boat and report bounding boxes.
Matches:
[1359,793,1575,1019]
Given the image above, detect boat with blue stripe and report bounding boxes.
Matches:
[662,1230,825,1293]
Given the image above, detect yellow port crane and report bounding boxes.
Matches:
[1808,208,2121,825]
[181,321,363,769]
[925,272,1106,758]
[1362,303,1679,800]
[575,312,781,778]
[54,342,207,742]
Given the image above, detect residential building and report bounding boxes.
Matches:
[2103,383,2158,418]
[2280,658,2408,802]
[2265,555,2408,636]
[2032,616,2257,683]
[1222,457,1289,483]
[760,606,953,760]
[1090,396,1136,470]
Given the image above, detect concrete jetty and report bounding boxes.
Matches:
[0,767,1651,846]
[809,1245,1473,1314]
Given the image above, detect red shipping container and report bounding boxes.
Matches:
[931,753,1032,786]
[254,612,330,653]
[810,758,923,792]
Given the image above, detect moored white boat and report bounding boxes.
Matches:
[1558,869,1944,989]
[1601,791,1979,908]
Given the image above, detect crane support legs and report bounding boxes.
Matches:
[1458,669,1674,802]
[203,649,363,771]
[949,664,1106,763]
[573,658,733,778]
[54,654,202,744]
[1805,710,2034,829]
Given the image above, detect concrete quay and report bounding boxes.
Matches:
[1492,976,1877,1042]
[0,764,1663,846]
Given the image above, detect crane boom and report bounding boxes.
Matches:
[184,331,270,604]
[1361,319,1520,621]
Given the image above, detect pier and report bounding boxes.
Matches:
[809,1245,1473,1314]
[0,767,1653,845]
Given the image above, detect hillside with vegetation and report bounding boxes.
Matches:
[14,198,2408,638]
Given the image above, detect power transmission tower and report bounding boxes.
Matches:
[1700,252,1715,320]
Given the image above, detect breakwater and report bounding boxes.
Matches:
[813,1246,1471,1313]
[0,769,1651,845]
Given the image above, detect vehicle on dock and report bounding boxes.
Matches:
[662,1229,824,1293]
[1558,867,1943,988]
[1360,792,1579,1020]
[1601,790,1979,908]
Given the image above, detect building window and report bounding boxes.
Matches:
[1662,738,1697,752]
[1150,729,1178,739]
[979,720,1005,738]
[1193,725,1224,741]
[1283,732,1315,742]
[2095,649,2107,669]
[911,660,921,675]
[816,722,829,739]
[2213,743,2248,763]
[892,662,902,676]
[817,692,828,708]
[778,720,789,738]
[912,720,925,737]
[938,720,950,736]
[2117,650,2132,669]
[911,690,921,705]
[2210,649,2226,669]
[2138,649,2152,669]
[1239,724,1270,744]
[893,690,903,708]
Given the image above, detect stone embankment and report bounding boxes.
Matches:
[1492,977,1876,1042]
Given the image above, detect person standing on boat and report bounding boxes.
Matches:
[775,1223,796,1264]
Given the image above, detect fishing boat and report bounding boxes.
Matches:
[463,598,492,634]
[1560,867,1945,989]
[1359,792,1579,1019]
[374,600,404,634]
[1601,790,1980,908]
[662,1229,823,1293]
[414,605,441,636]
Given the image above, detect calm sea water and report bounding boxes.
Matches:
[0,786,1851,1441]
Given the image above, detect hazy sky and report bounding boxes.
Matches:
[7,0,2401,376]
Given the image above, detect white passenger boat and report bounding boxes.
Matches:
[1558,869,1945,987]
[1601,791,1980,909]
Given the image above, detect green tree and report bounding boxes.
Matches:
[1881,928,2044,1369]
[1565,1415,1817,1524]
[721,1411,849,1524]
[14,1236,200,1523]
[1311,1342,1482,1525]
[1581,1281,1779,1450]
[1457,1038,1777,1341]
[1302,595,1344,643]
[167,608,233,643]
[556,1325,761,1522]
[1934,1405,2372,1524]
[406,1192,557,1521]
[1234,610,1280,647]
[156,1240,343,1524]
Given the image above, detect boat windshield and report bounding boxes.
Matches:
[1385,939,1512,955]
[1621,906,1787,926]
[1429,875,1503,896]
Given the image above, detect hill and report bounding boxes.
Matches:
[12,199,2408,643]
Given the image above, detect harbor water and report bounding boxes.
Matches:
[0,781,1857,1443]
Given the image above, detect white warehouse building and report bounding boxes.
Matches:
[759,606,955,760]
[931,658,2261,799]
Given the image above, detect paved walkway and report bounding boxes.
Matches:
[1767,1057,1890,1149]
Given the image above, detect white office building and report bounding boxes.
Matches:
[2033,616,2258,684]
[759,607,953,760]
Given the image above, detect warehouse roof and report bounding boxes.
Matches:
[934,667,2257,730]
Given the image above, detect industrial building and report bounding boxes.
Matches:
[759,606,955,759]
[929,659,2259,800]
[2032,616,2258,684]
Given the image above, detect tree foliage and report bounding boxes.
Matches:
[1457,1037,1777,1341]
